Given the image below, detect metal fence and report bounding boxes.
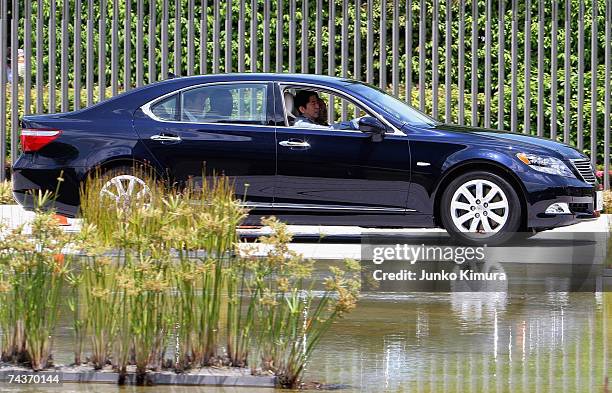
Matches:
[0,0,610,189]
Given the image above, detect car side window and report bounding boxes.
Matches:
[150,94,179,121]
[282,87,369,130]
[180,84,267,125]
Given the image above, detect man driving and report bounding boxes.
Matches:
[293,90,332,129]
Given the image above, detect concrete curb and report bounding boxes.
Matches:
[0,365,276,387]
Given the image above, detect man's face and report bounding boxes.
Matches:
[299,94,320,120]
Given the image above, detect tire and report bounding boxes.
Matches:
[439,171,522,245]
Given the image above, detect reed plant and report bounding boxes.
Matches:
[0,190,73,370]
[78,169,249,382]
[0,167,361,388]
[247,217,361,388]
[0,181,12,204]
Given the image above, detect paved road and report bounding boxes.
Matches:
[1,204,609,261]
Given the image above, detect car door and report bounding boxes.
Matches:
[274,84,412,221]
[133,81,276,204]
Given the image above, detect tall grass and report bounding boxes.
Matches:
[0,169,360,388]
[0,181,12,204]
[0,191,73,370]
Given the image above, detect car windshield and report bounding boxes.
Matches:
[347,81,440,126]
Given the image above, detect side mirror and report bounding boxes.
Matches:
[358,116,387,142]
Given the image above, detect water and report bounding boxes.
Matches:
[1,265,609,393]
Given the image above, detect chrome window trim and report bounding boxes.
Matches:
[243,201,415,213]
[141,81,276,128]
[278,82,405,136]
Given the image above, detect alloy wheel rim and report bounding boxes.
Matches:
[100,174,151,208]
[450,179,509,234]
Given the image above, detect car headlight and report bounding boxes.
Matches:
[516,153,575,178]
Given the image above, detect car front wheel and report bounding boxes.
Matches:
[440,172,521,245]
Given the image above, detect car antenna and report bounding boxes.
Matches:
[167,72,177,79]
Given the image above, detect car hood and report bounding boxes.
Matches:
[429,124,585,160]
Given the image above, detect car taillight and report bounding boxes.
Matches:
[20,129,62,152]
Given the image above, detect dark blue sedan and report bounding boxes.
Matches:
[12,73,601,244]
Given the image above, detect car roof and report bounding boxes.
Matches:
[73,73,363,116]
[166,72,354,84]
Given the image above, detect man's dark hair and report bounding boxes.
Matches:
[294,90,319,112]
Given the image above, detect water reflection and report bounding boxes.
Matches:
[308,289,609,392]
[1,270,608,393]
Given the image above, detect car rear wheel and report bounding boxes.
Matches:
[440,172,521,245]
[98,166,152,209]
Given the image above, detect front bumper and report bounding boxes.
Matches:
[525,182,599,230]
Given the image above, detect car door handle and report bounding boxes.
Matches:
[279,140,310,148]
[150,134,182,142]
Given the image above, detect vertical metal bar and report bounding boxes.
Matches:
[238,0,245,73]
[392,0,399,97]
[73,0,81,109]
[188,0,195,75]
[551,0,558,139]
[524,0,531,134]
[161,0,168,78]
[289,0,295,73]
[458,0,464,124]
[149,0,156,82]
[10,2,18,162]
[471,0,478,126]
[124,0,132,88]
[263,0,270,72]
[510,0,517,132]
[432,0,439,118]
[23,0,31,115]
[315,0,322,74]
[354,0,361,83]
[49,0,56,112]
[87,0,94,105]
[342,0,348,119]
[366,0,373,83]
[111,0,118,95]
[406,0,413,105]
[225,0,232,72]
[276,0,283,72]
[213,0,220,73]
[98,0,106,101]
[200,0,207,74]
[380,0,387,89]
[497,0,504,130]
[444,0,451,122]
[329,0,335,120]
[329,0,335,77]
[537,0,544,137]
[61,0,69,111]
[250,0,257,72]
[577,0,585,148]
[301,0,308,73]
[563,0,570,142]
[419,0,425,111]
[605,0,611,190]
[36,0,43,112]
[175,0,182,75]
[485,0,492,128]
[136,0,143,86]
[590,0,598,165]
[0,0,5,180]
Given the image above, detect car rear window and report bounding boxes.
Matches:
[180,83,267,125]
[150,94,179,121]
